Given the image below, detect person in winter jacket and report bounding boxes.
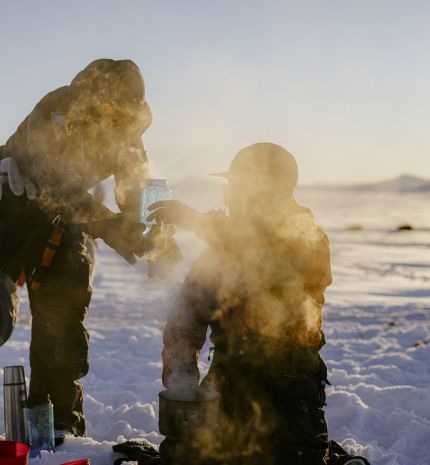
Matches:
[0,58,152,438]
[151,142,333,464]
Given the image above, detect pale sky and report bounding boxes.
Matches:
[1,0,430,184]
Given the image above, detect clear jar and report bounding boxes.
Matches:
[27,394,55,457]
[140,178,172,225]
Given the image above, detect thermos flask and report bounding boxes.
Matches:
[3,365,29,444]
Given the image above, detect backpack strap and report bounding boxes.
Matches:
[29,215,66,291]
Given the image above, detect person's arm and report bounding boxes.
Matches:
[162,251,215,390]
[146,200,233,247]
[304,227,332,305]
[25,98,116,223]
[294,225,332,348]
[25,98,148,263]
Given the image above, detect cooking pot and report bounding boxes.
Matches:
[158,389,219,437]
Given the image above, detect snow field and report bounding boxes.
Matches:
[0,188,429,465]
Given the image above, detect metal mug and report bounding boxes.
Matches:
[158,389,219,438]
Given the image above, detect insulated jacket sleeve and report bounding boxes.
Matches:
[21,90,114,222]
[162,250,216,389]
[194,210,230,245]
[304,227,332,305]
[294,225,332,349]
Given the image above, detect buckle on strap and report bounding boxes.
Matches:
[208,347,215,362]
[30,215,67,291]
[52,214,66,230]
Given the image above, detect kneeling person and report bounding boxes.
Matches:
[157,143,333,464]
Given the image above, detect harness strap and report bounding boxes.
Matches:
[30,215,66,291]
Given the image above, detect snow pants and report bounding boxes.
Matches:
[160,353,329,465]
[0,186,94,436]
[211,365,329,465]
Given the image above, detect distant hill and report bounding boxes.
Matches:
[94,173,430,214]
[360,175,430,192]
[170,174,430,211]
[308,175,430,193]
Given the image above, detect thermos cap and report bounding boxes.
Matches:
[3,365,26,385]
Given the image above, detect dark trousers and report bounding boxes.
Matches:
[212,367,329,465]
[161,355,329,465]
[0,187,93,436]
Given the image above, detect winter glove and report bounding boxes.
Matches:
[146,200,201,231]
[88,214,146,264]
[146,224,183,278]
[112,440,160,465]
[0,157,37,200]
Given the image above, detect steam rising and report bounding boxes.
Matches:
[212,203,330,347]
[3,59,152,222]
[162,143,332,462]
